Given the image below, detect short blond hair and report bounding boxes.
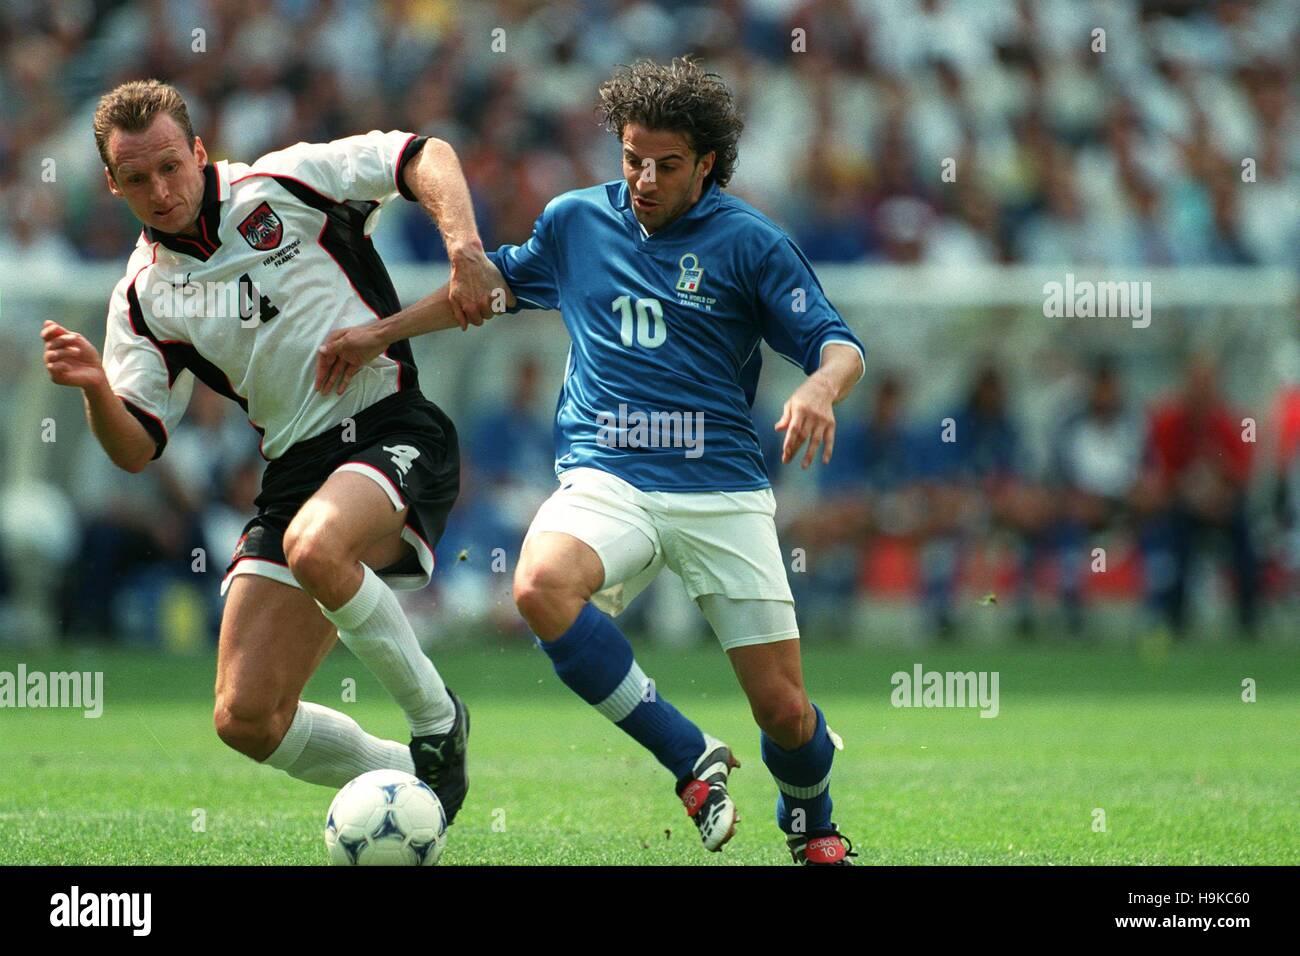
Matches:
[93,79,195,172]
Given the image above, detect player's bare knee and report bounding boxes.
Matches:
[752,688,810,748]
[283,521,343,592]
[512,565,552,624]
[512,560,549,612]
[213,695,289,761]
[513,560,586,634]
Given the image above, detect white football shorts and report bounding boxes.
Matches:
[523,466,798,650]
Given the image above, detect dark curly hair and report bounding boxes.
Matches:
[597,57,744,189]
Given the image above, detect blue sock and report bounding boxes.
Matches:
[761,703,836,834]
[539,603,705,781]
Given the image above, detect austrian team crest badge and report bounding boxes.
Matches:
[237,201,283,251]
[676,253,704,293]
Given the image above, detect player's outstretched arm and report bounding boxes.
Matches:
[41,320,156,473]
[402,139,500,330]
[314,275,516,395]
[775,342,864,469]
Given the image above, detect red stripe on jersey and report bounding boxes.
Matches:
[198,214,217,253]
[309,217,382,320]
[123,243,166,365]
[229,171,341,204]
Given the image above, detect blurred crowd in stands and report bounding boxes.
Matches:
[782,355,1300,640]
[1,0,1297,643]
[2,0,1296,268]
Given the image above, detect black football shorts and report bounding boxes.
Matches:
[221,390,460,595]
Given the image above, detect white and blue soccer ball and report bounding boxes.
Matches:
[324,769,447,866]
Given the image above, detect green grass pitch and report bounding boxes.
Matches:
[1,638,1296,865]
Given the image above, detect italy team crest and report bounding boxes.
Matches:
[676,253,704,292]
[237,201,284,251]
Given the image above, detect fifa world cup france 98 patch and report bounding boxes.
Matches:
[674,252,717,312]
[237,201,284,251]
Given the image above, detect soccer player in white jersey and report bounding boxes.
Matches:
[40,80,507,824]
[317,59,865,864]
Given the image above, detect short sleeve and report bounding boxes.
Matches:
[755,237,865,378]
[253,130,427,204]
[102,274,194,459]
[486,201,562,311]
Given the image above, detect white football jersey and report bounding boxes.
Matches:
[103,130,429,460]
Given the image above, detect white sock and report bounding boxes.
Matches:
[263,700,414,787]
[317,564,455,737]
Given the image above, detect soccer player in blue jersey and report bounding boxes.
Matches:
[317,58,865,864]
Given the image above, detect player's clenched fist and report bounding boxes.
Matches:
[447,245,509,330]
[41,320,107,390]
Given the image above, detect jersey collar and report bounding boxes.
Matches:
[144,161,227,261]
[616,178,722,242]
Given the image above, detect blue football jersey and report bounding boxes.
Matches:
[486,179,865,492]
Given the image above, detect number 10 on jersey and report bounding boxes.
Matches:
[613,295,666,349]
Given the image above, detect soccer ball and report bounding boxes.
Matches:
[324,769,447,866]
